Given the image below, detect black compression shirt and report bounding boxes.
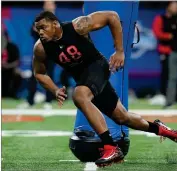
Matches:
[41,22,106,81]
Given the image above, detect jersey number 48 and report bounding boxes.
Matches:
[58,45,82,63]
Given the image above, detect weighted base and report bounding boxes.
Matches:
[69,135,130,162]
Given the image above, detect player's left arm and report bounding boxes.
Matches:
[72,11,124,72]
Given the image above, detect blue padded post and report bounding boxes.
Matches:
[74,1,139,140]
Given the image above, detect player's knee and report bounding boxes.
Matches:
[72,86,93,108]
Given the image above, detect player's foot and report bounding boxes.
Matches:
[95,145,124,167]
[154,119,177,143]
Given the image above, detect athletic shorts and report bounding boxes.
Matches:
[76,58,119,116]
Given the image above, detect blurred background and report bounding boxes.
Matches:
[1,1,177,109]
[2,1,177,110]
[2,2,177,171]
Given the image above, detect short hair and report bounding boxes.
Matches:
[35,11,59,23]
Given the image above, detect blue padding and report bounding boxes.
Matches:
[74,1,139,140]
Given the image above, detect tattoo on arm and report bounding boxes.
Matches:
[73,11,122,45]
[73,16,92,35]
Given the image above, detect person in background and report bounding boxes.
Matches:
[151,2,176,105]
[2,30,21,98]
[17,1,56,109]
[1,26,7,53]
[165,2,177,108]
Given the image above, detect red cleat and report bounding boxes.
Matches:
[95,145,124,167]
[154,119,177,143]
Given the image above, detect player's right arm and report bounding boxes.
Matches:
[33,40,67,106]
[72,11,124,72]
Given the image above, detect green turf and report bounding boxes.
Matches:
[2,116,177,132]
[2,98,177,109]
[2,137,85,171]
[1,98,76,109]
[2,98,177,170]
[2,133,177,171]
[2,116,76,131]
[129,99,177,109]
[2,115,177,171]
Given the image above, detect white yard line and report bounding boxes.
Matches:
[59,160,79,162]
[129,109,177,116]
[84,162,97,171]
[130,130,157,137]
[2,130,157,137]
[1,109,76,116]
[2,130,73,137]
[2,109,177,116]
[59,160,98,171]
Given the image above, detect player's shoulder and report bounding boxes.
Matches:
[61,21,75,31]
[61,21,72,26]
[33,39,46,59]
[34,39,43,49]
[34,39,45,53]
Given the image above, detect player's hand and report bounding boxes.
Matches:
[55,86,67,107]
[109,51,125,73]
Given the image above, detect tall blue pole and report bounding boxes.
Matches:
[70,1,139,161]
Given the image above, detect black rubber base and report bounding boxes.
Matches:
[69,135,130,162]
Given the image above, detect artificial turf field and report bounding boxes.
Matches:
[2,98,177,171]
[2,98,177,109]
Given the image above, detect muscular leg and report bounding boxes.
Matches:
[73,86,108,134]
[111,99,158,133]
[111,99,177,143]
